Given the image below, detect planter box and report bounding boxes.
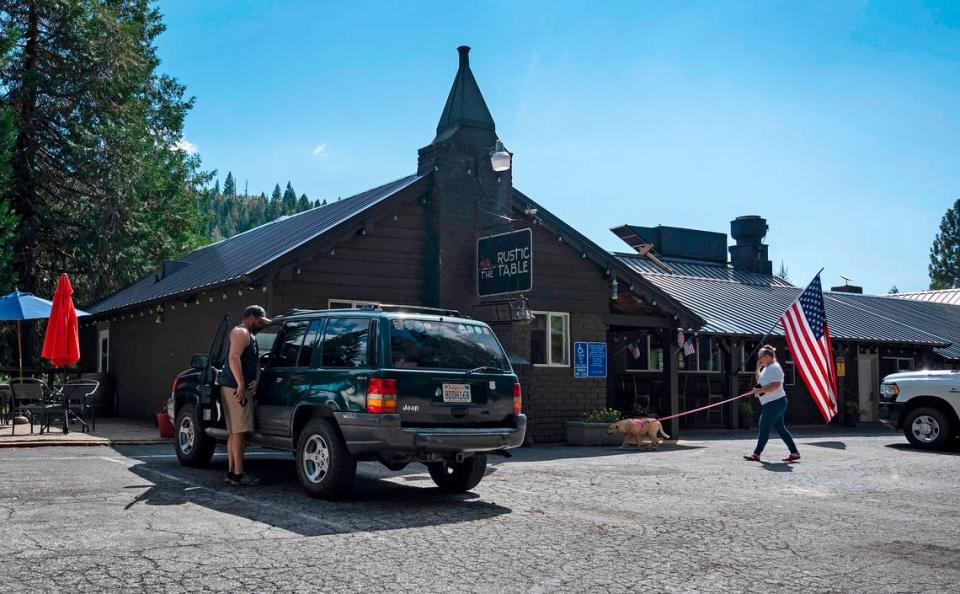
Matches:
[565,421,621,446]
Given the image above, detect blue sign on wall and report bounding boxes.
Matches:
[574,341,607,378]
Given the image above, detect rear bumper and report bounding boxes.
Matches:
[335,412,527,455]
[878,401,905,429]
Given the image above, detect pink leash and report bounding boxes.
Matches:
[655,391,754,423]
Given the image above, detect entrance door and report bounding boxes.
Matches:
[858,354,879,422]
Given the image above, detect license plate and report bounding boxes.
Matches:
[442,383,472,403]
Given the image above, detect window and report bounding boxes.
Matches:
[530,312,569,366]
[328,299,378,310]
[297,320,324,367]
[680,335,722,373]
[97,329,109,373]
[624,335,664,372]
[782,360,796,386]
[255,324,280,354]
[320,318,370,368]
[881,357,914,378]
[270,321,310,367]
[389,319,508,370]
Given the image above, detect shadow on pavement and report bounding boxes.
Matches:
[498,443,704,463]
[884,443,960,456]
[759,461,795,473]
[119,451,511,536]
[681,424,897,442]
[807,440,847,450]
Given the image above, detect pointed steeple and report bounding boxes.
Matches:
[432,46,496,143]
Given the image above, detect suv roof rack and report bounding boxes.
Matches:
[359,303,466,318]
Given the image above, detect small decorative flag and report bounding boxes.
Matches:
[627,342,641,359]
[677,330,685,348]
[683,338,696,356]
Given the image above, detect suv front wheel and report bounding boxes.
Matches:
[174,402,216,467]
[295,418,357,499]
[427,454,487,493]
[903,407,953,450]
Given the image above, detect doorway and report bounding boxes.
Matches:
[857,353,878,421]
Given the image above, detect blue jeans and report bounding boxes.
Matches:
[754,397,799,456]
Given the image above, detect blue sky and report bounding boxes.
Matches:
[156,0,960,294]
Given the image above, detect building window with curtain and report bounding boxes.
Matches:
[530,311,570,366]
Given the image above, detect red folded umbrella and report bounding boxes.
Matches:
[42,274,80,367]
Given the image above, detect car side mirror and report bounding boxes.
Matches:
[260,352,272,366]
[191,354,209,370]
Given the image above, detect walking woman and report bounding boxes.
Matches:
[744,345,801,462]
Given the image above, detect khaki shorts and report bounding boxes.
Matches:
[221,386,254,434]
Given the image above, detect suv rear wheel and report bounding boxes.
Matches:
[295,418,357,499]
[903,407,953,450]
[174,402,215,467]
[427,454,487,493]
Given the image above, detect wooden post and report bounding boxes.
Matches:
[666,340,680,438]
[729,338,742,429]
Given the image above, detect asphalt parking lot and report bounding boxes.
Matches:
[0,428,958,593]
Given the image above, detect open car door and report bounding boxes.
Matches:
[199,314,231,429]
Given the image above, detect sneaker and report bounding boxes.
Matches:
[783,453,801,462]
[229,473,261,486]
[224,473,236,484]
[743,453,761,462]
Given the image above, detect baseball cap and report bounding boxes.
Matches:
[242,305,271,323]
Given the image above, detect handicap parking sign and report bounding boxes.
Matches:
[574,341,606,378]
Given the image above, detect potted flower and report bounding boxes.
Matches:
[565,408,623,446]
[843,400,860,428]
[738,399,754,430]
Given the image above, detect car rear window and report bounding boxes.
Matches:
[389,319,509,371]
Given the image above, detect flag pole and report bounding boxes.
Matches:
[737,268,824,374]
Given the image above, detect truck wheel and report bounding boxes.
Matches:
[174,402,215,467]
[295,418,357,499]
[903,407,953,450]
[427,454,487,493]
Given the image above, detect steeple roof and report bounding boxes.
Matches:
[432,46,496,143]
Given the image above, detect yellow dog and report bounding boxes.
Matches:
[607,418,670,450]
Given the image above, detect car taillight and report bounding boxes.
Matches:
[367,378,397,414]
[513,382,522,415]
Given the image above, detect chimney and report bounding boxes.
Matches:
[729,216,772,275]
[831,282,863,294]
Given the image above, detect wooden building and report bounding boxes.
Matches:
[81,47,960,440]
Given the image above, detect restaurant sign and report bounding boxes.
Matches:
[477,228,533,297]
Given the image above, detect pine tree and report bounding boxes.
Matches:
[322,199,327,206]
[297,193,310,211]
[1,0,206,308]
[223,171,236,196]
[930,198,960,289]
[213,178,220,195]
[314,199,321,208]
[282,181,297,213]
[889,285,900,294]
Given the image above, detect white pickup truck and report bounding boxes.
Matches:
[878,370,960,449]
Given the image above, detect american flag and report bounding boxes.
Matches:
[778,274,838,423]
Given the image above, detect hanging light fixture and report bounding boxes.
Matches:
[490,139,511,172]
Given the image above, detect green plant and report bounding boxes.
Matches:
[844,400,859,414]
[738,400,754,415]
[581,408,622,424]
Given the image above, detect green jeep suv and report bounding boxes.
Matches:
[169,305,527,498]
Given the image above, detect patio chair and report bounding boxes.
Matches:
[9,378,55,435]
[44,379,100,433]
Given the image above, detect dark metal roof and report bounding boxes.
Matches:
[616,253,794,287]
[433,46,496,144]
[637,273,956,354]
[510,189,705,327]
[87,175,426,315]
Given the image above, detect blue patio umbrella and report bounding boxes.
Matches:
[0,290,90,378]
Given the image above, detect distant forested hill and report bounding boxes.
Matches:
[202,172,326,241]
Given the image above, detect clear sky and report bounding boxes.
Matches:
[155,0,960,295]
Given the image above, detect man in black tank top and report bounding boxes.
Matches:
[222,305,271,486]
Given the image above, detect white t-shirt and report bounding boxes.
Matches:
[757,362,787,405]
